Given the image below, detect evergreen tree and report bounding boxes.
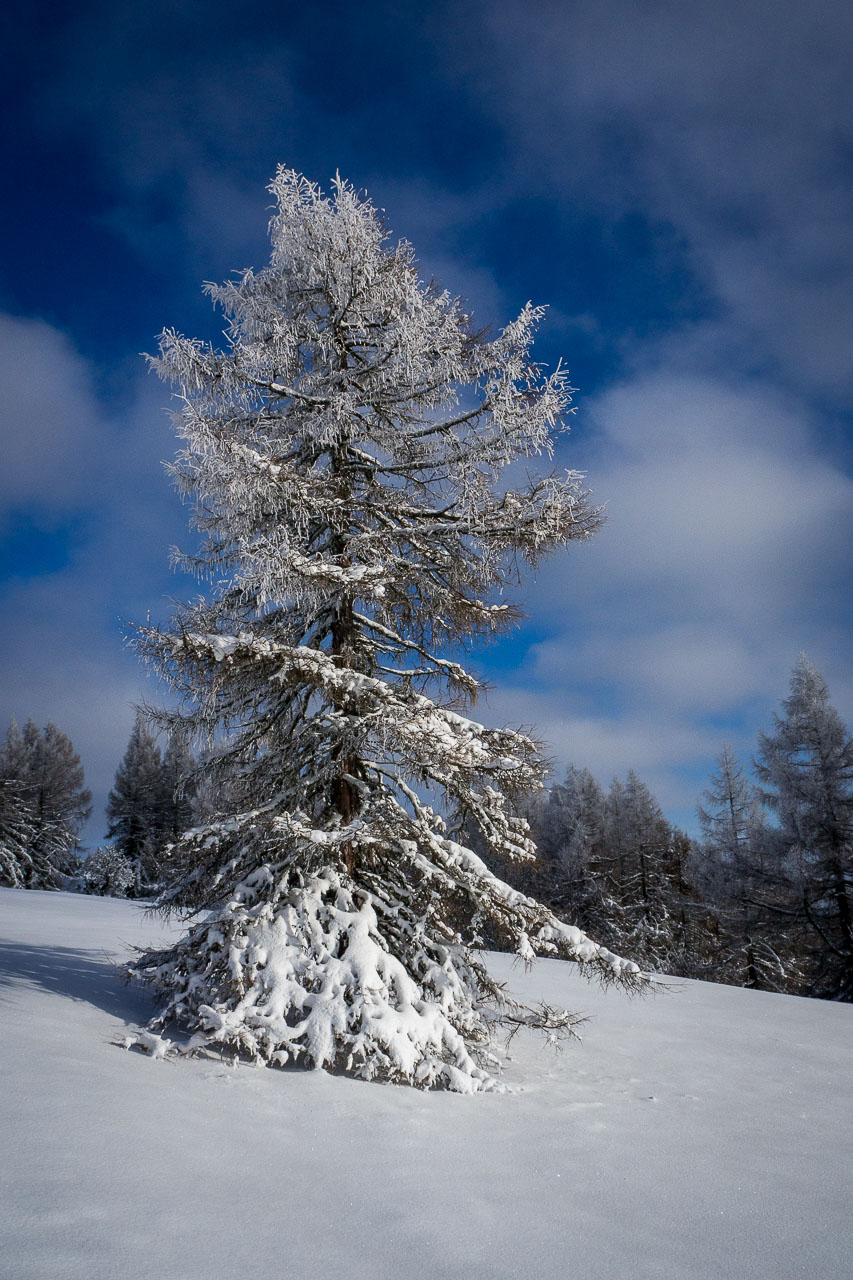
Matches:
[660,825,720,979]
[603,772,673,964]
[159,727,197,843]
[543,767,606,877]
[106,713,166,894]
[0,719,91,888]
[189,760,242,827]
[697,745,793,991]
[755,656,853,1000]
[589,772,713,974]
[537,765,606,914]
[130,168,645,1089]
[697,745,761,889]
[494,765,716,976]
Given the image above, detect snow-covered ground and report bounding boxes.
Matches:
[1,888,850,1280]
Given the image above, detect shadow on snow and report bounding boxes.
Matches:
[0,939,158,1028]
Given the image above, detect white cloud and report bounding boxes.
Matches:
[464,0,853,399]
[0,318,191,843]
[482,683,717,815]
[481,362,853,818]
[531,624,766,712]
[574,371,853,616]
[0,314,108,517]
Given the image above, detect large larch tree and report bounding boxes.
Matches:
[131,169,645,1090]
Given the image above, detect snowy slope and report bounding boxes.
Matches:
[1,888,850,1280]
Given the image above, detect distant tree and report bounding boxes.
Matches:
[602,772,673,965]
[697,745,761,891]
[583,772,715,975]
[539,765,606,912]
[82,845,135,898]
[158,727,197,843]
[755,656,853,1000]
[502,765,715,977]
[697,745,794,991]
[129,167,645,1090]
[0,719,91,888]
[466,765,604,932]
[106,713,166,894]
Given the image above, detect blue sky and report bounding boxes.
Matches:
[1,0,852,842]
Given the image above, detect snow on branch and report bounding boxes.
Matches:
[128,167,646,1091]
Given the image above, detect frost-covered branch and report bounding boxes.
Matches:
[128,167,645,1091]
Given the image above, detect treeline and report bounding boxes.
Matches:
[476,654,853,1003]
[2,654,851,1002]
[91,713,199,897]
[0,720,92,890]
[481,767,709,978]
[0,713,201,898]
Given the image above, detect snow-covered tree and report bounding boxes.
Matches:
[543,767,606,879]
[574,772,713,975]
[106,713,166,894]
[502,766,718,977]
[602,773,676,965]
[0,719,91,888]
[528,765,607,913]
[105,718,198,893]
[130,168,645,1090]
[82,845,136,897]
[755,656,853,1000]
[0,777,34,889]
[697,745,792,991]
[697,746,763,879]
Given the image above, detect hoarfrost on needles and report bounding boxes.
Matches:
[129,167,647,1090]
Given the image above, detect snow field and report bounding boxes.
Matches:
[1,887,850,1280]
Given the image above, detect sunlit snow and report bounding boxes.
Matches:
[1,887,850,1279]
